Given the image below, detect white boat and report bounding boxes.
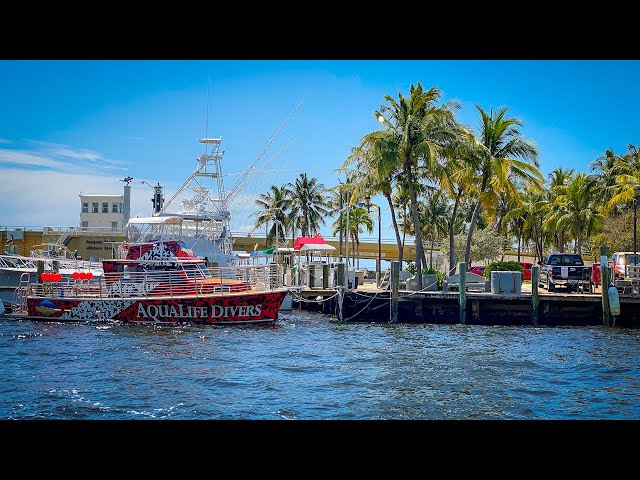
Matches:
[0,243,103,310]
[145,137,238,267]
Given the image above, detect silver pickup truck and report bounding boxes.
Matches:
[539,253,589,292]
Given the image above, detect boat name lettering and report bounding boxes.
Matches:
[86,240,104,244]
[135,303,262,320]
[137,303,208,321]
[211,304,262,318]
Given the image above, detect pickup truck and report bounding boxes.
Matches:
[538,253,590,292]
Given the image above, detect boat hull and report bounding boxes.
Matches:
[24,290,288,325]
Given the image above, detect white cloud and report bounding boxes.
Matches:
[0,149,71,170]
[0,141,129,177]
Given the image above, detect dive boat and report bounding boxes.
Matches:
[9,217,288,325]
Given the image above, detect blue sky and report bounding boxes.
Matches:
[1,60,639,243]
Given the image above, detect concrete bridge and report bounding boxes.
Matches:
[232,233,429,262]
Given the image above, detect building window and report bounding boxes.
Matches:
[92,202,98,213]
[82,202,89,213]
[111,221,118,231]
[102,202,109,213]
[81,221,88,229]
[112,203,119,213]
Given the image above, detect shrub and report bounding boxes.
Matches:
[424,267,445,289]
[485,261,524,282]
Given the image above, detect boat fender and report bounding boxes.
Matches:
[608,285,621,316]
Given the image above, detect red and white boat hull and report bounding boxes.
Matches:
[26,290,288,325]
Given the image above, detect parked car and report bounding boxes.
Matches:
[468,265,486,276]
[611,252,640,278]
[539,253,588,292]
[520,261,533,281]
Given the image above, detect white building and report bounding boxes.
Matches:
[79,194,125,231]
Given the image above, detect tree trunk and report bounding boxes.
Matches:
[517,235,521,262]
[405,164,425,289]
[338,205,343,261]
[448,190,462,276]
[465,197,482,266]
[429,238,434,270]
[384,192,403,266]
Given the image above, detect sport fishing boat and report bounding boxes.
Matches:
[8,216,288,325]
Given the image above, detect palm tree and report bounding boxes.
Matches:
[551,173,604,254]
[605,144,640,213]
[439,135,482,275]
[420,191,450,269]
[590,149,619,208]
[391,184,411,266]
[509,187,547,263]
[331,207,374,267]
[251,184,290,246]
[464,105,542,266]
[341,139,405,265]
[545,168,575,252]
[287,173,330,237]
[368,82,462,288]
[548,167,575,189]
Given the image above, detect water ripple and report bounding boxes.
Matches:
[1,315,640,419]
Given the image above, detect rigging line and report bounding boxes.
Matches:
[222,97,304,199]
[222,141,291,211]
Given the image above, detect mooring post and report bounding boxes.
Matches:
[600,246,611,326]
[36,259,44,284]
[531,265,539,325]
[337,263,345,290]
[390,261,400,323]
[459,262,466,324]
[322,264,330,289]
[309,264,315,289]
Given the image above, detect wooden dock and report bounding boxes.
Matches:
[292,285,640,327]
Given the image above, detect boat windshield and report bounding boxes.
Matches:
[182,264,203,280]
[198,263,212,278]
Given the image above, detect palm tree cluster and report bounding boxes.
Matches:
[253,82,638,276]
[251,173,330,247]
[339,82,543,287]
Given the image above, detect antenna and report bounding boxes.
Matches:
[204,77,210,156]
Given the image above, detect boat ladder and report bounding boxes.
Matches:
[11,272,30,314]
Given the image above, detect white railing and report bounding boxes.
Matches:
[26,264,283,300]
[0,254,37,270]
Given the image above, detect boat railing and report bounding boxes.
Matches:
[25,264,283,300]
[0,254,37,270]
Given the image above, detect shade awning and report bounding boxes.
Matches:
[294,236,327,250]
[300,243,336,253]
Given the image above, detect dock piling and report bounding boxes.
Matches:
[459,262,466,324]
[337,263,345,290]
[531,265,539,325]
[390,261,400,323]
[600,246,611,326]
[322,264,330,289]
